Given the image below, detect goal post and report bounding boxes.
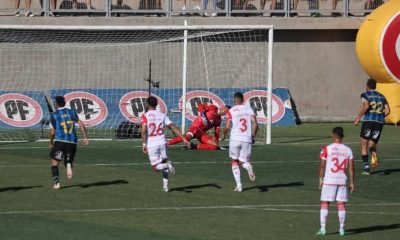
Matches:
[0,24,274,144]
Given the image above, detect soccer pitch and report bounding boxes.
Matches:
[0,123,399,240]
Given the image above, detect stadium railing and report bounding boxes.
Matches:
[0,0,386,17]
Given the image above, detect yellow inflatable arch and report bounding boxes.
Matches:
[356,0,400,124]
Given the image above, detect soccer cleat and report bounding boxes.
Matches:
[234,185,242,192]
[163,185,169,192]
[339,229,345,236]
[66,163,73,180]
[371,152,378,168]
[52,182,61,190]
[167,161,176,174]
[362,167,371,176]
[316,229,326,236]
[247,164,256,181]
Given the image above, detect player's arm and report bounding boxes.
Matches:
[77,120,89,146]
[250,115,258,144]
[168,123,190,147]
[214,126,220,142]
[319,160,326,190]
[384,100,391,117]
[354,98,369,125]
[49,115,55,148]
[221,118,231,141]
[141,123,148,154]
[348,158,355,193]
[319,146,327,190]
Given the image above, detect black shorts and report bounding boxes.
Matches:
[50,141,77,165]
[360,121,384,143]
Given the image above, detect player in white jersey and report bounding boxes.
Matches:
[141,96,190,192]
[316,127,355,237]
[222,92,258,192]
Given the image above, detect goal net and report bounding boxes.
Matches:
[0,24,274,144]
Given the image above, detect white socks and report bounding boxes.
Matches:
[232,162,241,187]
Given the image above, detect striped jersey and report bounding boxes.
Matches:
[50,107,80,144]
[360,90,387,123]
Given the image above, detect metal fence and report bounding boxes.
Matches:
[0,0,386,17]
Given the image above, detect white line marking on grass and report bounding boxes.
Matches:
[1,159,400,168]
[0,203,399,215]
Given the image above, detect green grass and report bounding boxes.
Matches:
[0,123,399,240]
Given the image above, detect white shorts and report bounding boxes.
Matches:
[147,144,168,166]
[321,184,348,202]
[229,140,252,162]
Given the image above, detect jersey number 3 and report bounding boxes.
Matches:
[240,118,247,132]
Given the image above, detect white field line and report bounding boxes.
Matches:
[1,159,400,168]
[0,141,399,150]
[0,203,399,215]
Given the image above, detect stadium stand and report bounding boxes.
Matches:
[0,0,386,17]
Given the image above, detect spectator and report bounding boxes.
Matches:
[365,0,384,10]
[309,0,322,17]
[39,0,58,16]
[72,0,92,10]
[332,0,341,16]
[203,0,217,16]
[14,0,33,17]
[181,0,201,13]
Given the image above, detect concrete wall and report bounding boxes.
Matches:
[0,17,367,122]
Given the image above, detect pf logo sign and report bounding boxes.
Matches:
[243,90,285,124]
[381,12,400,82]
[179,90,225,121]
[0,93,43,127]
[64,92,108,127]
[119,91,167,123]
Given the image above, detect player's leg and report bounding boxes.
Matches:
[230,140,242,191]
[238,142,255,181]
[317,185,336,235]
[369,122,383,168]
[317,201,329,236]
[64,143,77,180]
[193,133,218,150]
[360,122,372,175]
[148,145,170,192]
[336,186,349,236]
[49,142,63,189]
[168,132,192,145]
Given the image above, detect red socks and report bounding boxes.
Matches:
[196,143,218,150]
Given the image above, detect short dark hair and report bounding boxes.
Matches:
[55,96,66,107]
[234,92,244,102]
[332,126,344,139]
[367,78,377,90]
[224,105,232,110]
[147,96,158,108]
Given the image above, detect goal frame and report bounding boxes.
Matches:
[0,23,274,144]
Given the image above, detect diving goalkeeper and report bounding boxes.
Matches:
[168,104,230,150]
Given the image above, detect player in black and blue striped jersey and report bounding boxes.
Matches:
[354,79,390,175]
[49,96,89,189]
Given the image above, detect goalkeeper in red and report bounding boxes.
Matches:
[168,103,230,150]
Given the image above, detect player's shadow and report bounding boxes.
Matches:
[62,180,129,189]
[371,168,400,176]
[170,183,222,193]
[243,182,304,192]
[331,223,400,235]
[0,185,42,192]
